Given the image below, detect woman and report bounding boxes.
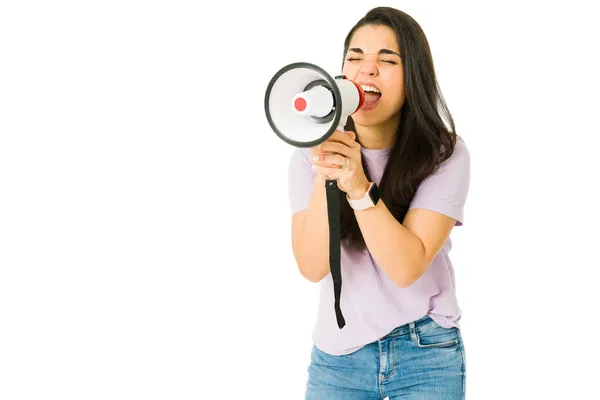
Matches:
[288,6,470,400]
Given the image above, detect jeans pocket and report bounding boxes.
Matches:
[415,326,460,349]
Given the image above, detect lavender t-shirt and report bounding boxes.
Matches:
[288,136,471,356]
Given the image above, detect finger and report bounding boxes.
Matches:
[318,141,353,158]
[312,164,345,178]
[326,130,359,148]
[313,152,346,167]
[326,130,354,145]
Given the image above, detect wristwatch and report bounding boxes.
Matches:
[347,182,381,210]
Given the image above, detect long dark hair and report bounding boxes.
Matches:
[340,7,457,252]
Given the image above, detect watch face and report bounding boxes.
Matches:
[368,183,381,204]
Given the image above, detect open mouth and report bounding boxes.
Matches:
[360,84,381,110]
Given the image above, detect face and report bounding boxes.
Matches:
[342,24,405,128]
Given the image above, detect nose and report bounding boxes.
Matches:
[359,58,378,77]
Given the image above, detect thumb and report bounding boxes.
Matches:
[346,130,356,140]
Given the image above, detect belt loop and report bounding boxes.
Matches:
[409,321,417,341]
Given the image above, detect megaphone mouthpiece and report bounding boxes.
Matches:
[292,85,334,118]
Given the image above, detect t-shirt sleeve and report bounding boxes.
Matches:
[408,137,471,226]
[288,148,317,215]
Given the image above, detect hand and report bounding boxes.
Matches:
[311,130,371,200]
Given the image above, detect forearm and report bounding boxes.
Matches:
[293,174,331,282]
[354,200,425,287]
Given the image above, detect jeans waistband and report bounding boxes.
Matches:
[384,315,439,338]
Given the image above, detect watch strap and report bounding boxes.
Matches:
[347,182,377,210]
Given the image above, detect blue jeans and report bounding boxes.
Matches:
[305,315,466,399]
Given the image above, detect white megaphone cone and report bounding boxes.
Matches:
[264,62,365,148]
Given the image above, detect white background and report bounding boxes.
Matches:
[1,1,599,399]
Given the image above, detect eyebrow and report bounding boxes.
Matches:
[348,47,401,57]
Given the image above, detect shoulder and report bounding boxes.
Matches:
[408,135,471,225]
[421,135,470,185]
[289,147,312,163]
[439,136,470,172]
[288,147,314,175]
[453,135,469,156]
[452,136,470,163]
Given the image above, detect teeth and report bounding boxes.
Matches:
[361,85,380,94]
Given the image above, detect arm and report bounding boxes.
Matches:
[312,132,471,288]
[354,202,456,287]
[291,174,330,282]
[354,140,470,287]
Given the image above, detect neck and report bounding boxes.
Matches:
[354,110,401,150]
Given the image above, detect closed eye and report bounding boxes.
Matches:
[346,58,397,65]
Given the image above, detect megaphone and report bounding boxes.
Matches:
[264,62,366,330]
[264,62,365,148]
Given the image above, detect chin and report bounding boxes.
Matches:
[351,110,388,127]
[354,103,404,128]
